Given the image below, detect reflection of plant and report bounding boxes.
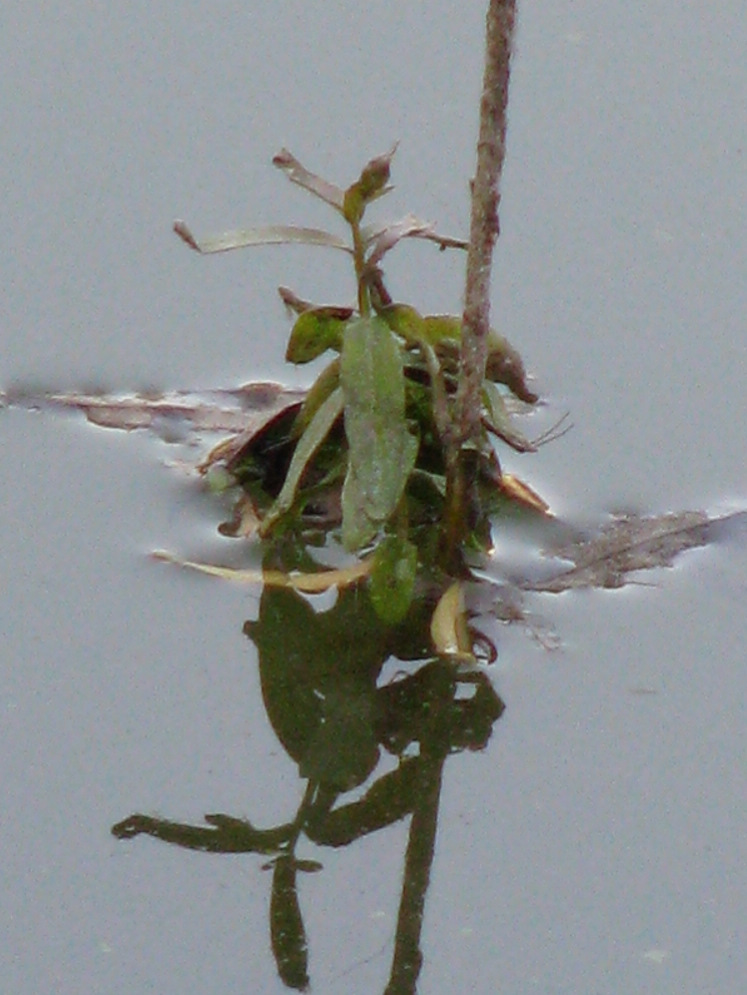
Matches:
[112,573,505,992]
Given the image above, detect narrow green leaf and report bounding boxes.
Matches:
[260,387,344,536]
[369,536,418,623]
[291,358,340,438]
[285,310,348,364]
[340,316,418,549]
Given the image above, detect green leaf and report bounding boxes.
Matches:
[482,382,536,452]
[340,464,376,550]
[340,316,418,549]
[260,387,344,536]
[376,302,426,345]
[291,358,341,437]
[285,309,348,364]
[342,146,396,224]
[368,536,418,623]
[389,312,538,403]
[421,313,463,346]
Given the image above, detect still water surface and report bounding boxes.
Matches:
[2,2,746,992]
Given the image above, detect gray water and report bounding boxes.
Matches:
[2,2,746,993]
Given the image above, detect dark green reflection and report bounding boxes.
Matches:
[113,563,504,993]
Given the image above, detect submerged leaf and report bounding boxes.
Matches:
[340,316,418,548]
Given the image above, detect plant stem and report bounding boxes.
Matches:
[351,221,370,316]
[456,0,516,439]
[443,0,517,559]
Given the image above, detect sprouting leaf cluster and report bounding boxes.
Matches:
[178,148,542,619]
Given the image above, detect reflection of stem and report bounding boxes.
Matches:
[384,751,445,995]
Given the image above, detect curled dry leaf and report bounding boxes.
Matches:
[173,219,349,255]
[430,582,475,661]
[272,148,346,211]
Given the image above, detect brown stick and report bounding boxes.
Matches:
[455,0,517,444]
[439,0,517,569]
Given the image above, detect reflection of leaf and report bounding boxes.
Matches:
[270,856,310,991]
[299,687,380,790]
[526,510,745,593]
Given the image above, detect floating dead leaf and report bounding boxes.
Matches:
[2,383,306,442]
[525,509,747,593]
[499,473,552,516]
[153,550,371,591]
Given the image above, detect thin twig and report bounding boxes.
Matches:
[455,0,517,445]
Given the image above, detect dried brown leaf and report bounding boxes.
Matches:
[526,510,744,593]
